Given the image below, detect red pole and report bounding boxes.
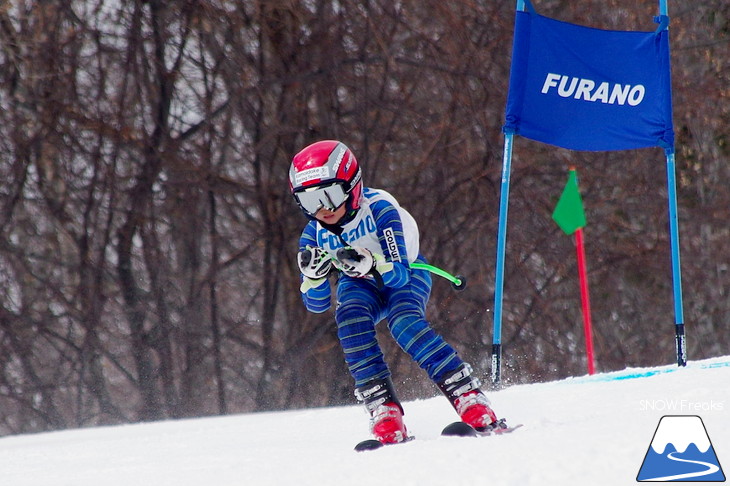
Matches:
[574,227,595,375]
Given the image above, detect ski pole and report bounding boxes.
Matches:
[408,262,466,291]
[305,246,466,291]
[335,248,466,290]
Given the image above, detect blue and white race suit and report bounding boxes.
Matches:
[298,188,463,386]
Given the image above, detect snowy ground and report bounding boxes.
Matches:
[0,356,728,486]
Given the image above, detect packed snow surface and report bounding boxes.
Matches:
[1,356,728,486]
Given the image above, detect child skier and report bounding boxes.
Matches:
[290,140,500,444]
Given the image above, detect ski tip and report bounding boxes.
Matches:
[354,439,385,452]
[441,421,478,437]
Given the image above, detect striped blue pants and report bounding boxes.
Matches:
[335,262,463,387]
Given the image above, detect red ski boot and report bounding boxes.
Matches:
[437,363,499,432]
[454,390,498,431]
[355,377,409,444]
[370,402,408,444]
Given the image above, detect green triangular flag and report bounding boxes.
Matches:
[552,169,586,235]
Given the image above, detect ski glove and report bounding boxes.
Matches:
[335,247,374,278]
[298,246,332,279]
[336,247,396,279]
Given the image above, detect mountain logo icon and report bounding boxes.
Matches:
[637,415,725,482]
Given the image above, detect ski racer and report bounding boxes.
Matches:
[290,140,501,445]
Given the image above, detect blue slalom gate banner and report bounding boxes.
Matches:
[491,0,686,385]
[503,9,674,152]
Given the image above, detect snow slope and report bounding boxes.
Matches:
[1,356,728,486]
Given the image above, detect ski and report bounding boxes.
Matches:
[441,418,522,437]
[355,420,521,450]
[354,435,414,452]
[354,439,385,451]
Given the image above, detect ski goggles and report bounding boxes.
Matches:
[294,182,348,215]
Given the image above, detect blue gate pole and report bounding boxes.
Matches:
[491,132,515,385]
[490,0,527,386]
[666,150,686,366]
[659,0,687,366]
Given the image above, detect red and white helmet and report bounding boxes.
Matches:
[289,140,363,218]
